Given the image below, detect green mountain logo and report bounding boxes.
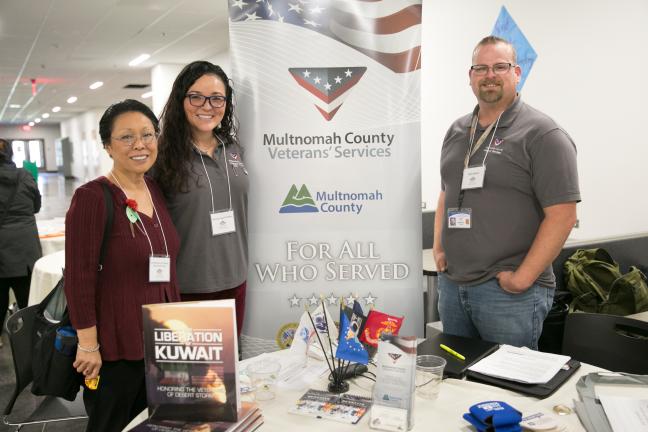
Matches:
[279,184,319,213]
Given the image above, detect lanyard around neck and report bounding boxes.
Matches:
[464,111,503,168]
[195,135,233,213]
[109,172,169,257]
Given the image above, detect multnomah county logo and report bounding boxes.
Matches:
[279,184,384,215]
[279,184,318,213]
[289,67,367,121]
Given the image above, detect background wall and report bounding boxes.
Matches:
[0,123,59,171]
[421,0,648,240]
[59,109,108,182]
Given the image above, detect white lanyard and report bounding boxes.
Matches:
[464,111,503,168]
[194,135,233,212]
[109,172,169,258]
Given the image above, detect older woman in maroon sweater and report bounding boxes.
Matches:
[65,99,180,432]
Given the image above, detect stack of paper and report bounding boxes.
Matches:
[467,345,570,384]
[575,372,648,432]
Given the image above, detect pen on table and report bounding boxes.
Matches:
[440,344,466,361]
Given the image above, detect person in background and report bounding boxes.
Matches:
[153,61,248,335]
[433,36,580,349]
[0,138,42,348]
[65,100,180,432]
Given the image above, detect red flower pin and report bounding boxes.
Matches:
[125,198,138,211]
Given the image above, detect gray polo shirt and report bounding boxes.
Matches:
[440,97,580,287]
[165,142,249,293]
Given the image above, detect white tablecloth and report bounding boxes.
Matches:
[28,250,64,306]
[37,217,66,255]
[125,349,594,431]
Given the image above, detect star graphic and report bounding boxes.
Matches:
[303,70,311,78]
[311,6,324,14]
[231,0,247,10]
[308,294,319,306]
[288,3,303,13]
[345,294,356,306]
[245,12,261,21]
[363,293,377,306]
[324,82,331,90]
[326,292,338,306]
[313,76,321,84]
[344,69,353,77]
[267,3,274,16]
[289,294,301,307]
[304,19,320,27]
[334,76,342,84]
[277,13,284,23]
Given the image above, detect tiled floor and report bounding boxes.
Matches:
[1,173,86,431]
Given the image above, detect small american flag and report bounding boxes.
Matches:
[229,0,422,73]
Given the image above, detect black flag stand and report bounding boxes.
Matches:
[307,301,349,393]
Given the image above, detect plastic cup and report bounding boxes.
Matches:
[415,355,446,400]
[247,358,281,401]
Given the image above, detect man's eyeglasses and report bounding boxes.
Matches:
[111,131,158,147]
[470,63,515,76]
[185,94,226,108]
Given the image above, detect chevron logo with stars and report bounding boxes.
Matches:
[289,67,367,121]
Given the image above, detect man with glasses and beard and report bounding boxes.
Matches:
[432,36,580,349]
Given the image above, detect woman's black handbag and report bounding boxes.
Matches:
[31,182,114,400]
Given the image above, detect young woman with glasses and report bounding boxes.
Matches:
[153,61,249,336]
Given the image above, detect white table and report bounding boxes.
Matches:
[28,250,64,306]
[37,217,66,255]
[125,349,594,431]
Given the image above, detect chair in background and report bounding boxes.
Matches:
[2,304,86,430]
[562,312,648,374]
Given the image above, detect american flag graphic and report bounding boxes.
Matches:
[289,66,366,120]
[229,0,422,73]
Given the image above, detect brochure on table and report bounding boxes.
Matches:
[141,300,240,423]
[289,389,372,424]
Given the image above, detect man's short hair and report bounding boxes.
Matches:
[472,36,517,64]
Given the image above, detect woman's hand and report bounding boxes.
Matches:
[73,349,102,380]
[73,325,101,379]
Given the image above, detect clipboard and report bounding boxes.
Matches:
[466,358,582,399]
[416,333,499,379]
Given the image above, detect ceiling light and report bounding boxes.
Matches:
[42,113,50,119]
[141,91,153,99]
[128,54,150,67]
[52,106,61,112]
[34,118,41,123]
[67,96,77,104]
[29,121,35,126]
[9,104,21,109]
[89,81,104,90]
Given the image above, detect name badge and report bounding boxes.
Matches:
[448,208,472,229]
[149,255,170,282]
[210,210,236,236]
[461,165,486,190]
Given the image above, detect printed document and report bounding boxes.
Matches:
[599,395,648,432]
[467,345,570,384]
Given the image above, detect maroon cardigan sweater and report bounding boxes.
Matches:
[64,176,180,361]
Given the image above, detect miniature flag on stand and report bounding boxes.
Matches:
[336,302,369,365]
[290,302,338,359]
[360,309,404,347]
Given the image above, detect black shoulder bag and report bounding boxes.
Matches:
[31,182,114,400]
